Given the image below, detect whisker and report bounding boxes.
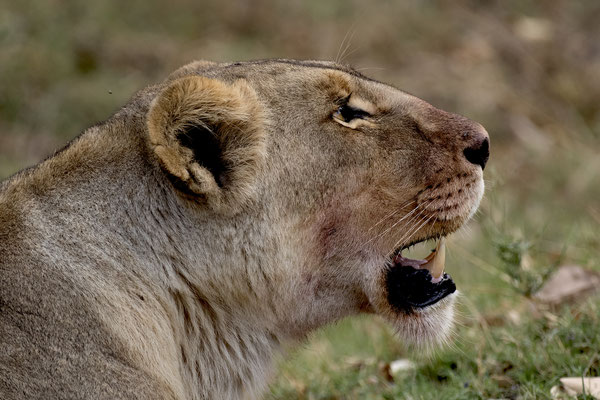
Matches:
[393,213,429,247]
[392,215,433,254]
[338,199,417,257]
[361,200,430,248]
[336,29,349,63]
[339,29,357,64]
[364,202,432,256]
[382,200,431,234]
[339,43,362,63]
[380,200,436,247]
[367,200,415,232]
[335,26,355,64]
[392,213,436,252]
[388,207,427,242]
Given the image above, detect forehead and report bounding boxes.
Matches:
[190,59,419,111]
[202,59,393,93]
[215,59,374,79]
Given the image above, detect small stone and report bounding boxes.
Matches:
[389,359,416,374]
[514,17,553,42]
[506,310,521,324]
[558,377,600,398]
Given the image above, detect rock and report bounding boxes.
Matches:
[533,265,600,305]
[389,359,416,374]
[551,377,600,399]
[514,17,553,42]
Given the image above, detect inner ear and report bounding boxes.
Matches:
[147,75,267,213]
[176,126,225,188]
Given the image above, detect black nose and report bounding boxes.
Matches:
[463,138,489,170]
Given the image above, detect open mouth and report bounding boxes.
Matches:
[385,237,456,313]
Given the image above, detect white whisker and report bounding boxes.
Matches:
[338,199,417,257]
[339,43,362,63]
[392,213,436,252]
[335,29,350,63]
[367,200,415,232]
[362,201,432,255]
[361,200,431,248]
[339,29,356,64]
[335,26,356,64]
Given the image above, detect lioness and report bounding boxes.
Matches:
[0,59,489,399]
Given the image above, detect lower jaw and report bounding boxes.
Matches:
[385,263,456,314]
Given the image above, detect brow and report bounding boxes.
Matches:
[222,58,385,85]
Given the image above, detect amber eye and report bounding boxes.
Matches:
[335,104,371,122]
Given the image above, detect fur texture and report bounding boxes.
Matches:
[0,59,489,399]
[147,76,267,213]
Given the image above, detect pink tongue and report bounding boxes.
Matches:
[393,254,427,269]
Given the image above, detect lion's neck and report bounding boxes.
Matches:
[114,174,289,399]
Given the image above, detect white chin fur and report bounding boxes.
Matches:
[392,292,458,351]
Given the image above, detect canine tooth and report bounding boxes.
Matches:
[425,247,436,262]
[431,237,446,278]
[423,237,446,279]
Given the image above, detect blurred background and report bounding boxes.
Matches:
[1,0,599,398]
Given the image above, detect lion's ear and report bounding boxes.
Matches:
[147,76,267,213]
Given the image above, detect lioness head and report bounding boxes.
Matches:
[147,60,489,348]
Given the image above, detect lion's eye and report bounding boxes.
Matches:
[334,104,371,123]
[332,95,375,129]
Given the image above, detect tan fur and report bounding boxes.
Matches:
[0,59,488,399]
[147,76,267,213]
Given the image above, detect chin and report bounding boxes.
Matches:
[386,291,457,351]
[365,247,459,351]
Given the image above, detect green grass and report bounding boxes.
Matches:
[267,300,600,399]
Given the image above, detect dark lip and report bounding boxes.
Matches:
[385,261,456,313]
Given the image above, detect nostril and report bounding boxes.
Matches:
[463,138,489,170]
